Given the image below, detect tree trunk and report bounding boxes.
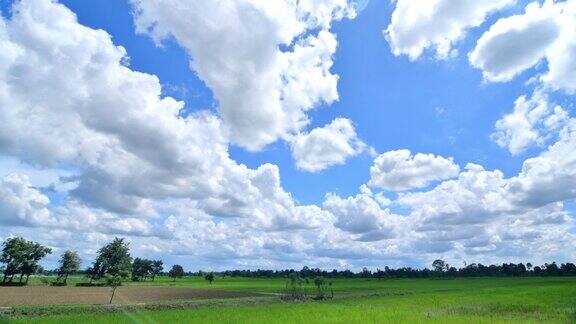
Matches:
[19,273,24,283]
[2,272,7,283]
[64,274,68,284]
[109,287,117,304]
[25,275,30,284]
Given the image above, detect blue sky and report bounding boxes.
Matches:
[43,0,542,203]
[0,0,575,270]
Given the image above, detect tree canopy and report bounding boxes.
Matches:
[89,238,132,281]
[57,250,81,283]
[1,237,51,284]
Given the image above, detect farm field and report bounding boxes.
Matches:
[1,276,575,323]
[0,285,261,306]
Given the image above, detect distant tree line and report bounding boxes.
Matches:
[2,237,576,286]
[204,261,576,279]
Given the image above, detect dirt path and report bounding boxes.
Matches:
[0,286,261,306]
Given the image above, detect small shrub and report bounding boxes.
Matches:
[313,276,328,300]
[281,273,307,301]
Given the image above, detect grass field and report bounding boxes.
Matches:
[1,276,575,323]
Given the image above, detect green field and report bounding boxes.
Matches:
[3,276,576,323]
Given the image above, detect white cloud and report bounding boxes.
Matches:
[368,150,460,191]
[470,0,576,93]
[0,173,52,227]
[385,0,515,60]
[507,118,576,208]
[0,0,329,234]
[1,0,575,270]
[323,188,404,242]
[469,1,563,82]
[491,89,568,154]
[291,118,367,172]
[131,0,355,150]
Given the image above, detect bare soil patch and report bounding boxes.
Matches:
[0,286,261,306]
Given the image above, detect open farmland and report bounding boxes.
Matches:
[1,277,575,323]
[0,285,261,306]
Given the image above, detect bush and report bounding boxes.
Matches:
[280,273,307,301]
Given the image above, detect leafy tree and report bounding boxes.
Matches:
[205,272,215,284]
[131,258,163,281]
[150,260,163,281]
[360,267,372,278]
[57,251,81,284]
[132,258,153,281]
[1,237,51,284]
[90,238,132,281]
[432,259,449,272]
[105,270,129,304]
[168,264,185,281]
[1,237,27,283]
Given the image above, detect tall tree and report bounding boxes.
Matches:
[432,259,448,272]
[1,237,27,283]
[205,272,215,284]
[1,237,51,284]
[168,264,185,281]
[132,258,152,281]
[90,238,132,281]
[20,241,52,284]
[150,260,163,281]
[57,251,81,284]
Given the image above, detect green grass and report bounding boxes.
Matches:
[3,277,576,323]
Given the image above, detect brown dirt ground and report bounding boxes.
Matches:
[0,286,262,306]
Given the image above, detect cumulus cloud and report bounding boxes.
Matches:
[470,0,576,93]
[0,0,328,233]
[385,0,515,60]
[291,118,367,172]
[368,150,460,191]
[1,0,575,269]
[0,173,156,236]
[131,0,355,150]
[507,118,576,208]
[491,89,568,155]
[0,173,52,227]
[323,186,404,242]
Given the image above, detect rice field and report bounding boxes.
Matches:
[1,276,575,323]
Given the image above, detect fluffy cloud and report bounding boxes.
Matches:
[0,174,52,227]
[470,0,576,93]
[131,0,355,150]
[323,186,404,241]
[291,118,367,172]
[507,118,576,208]
[385,0,514,60]
[0,173,156,236]
[491,89,568,155]
[397,163,575,259]
[1,0,575,270]
[369,150,460,191]
[0,0,328,233]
